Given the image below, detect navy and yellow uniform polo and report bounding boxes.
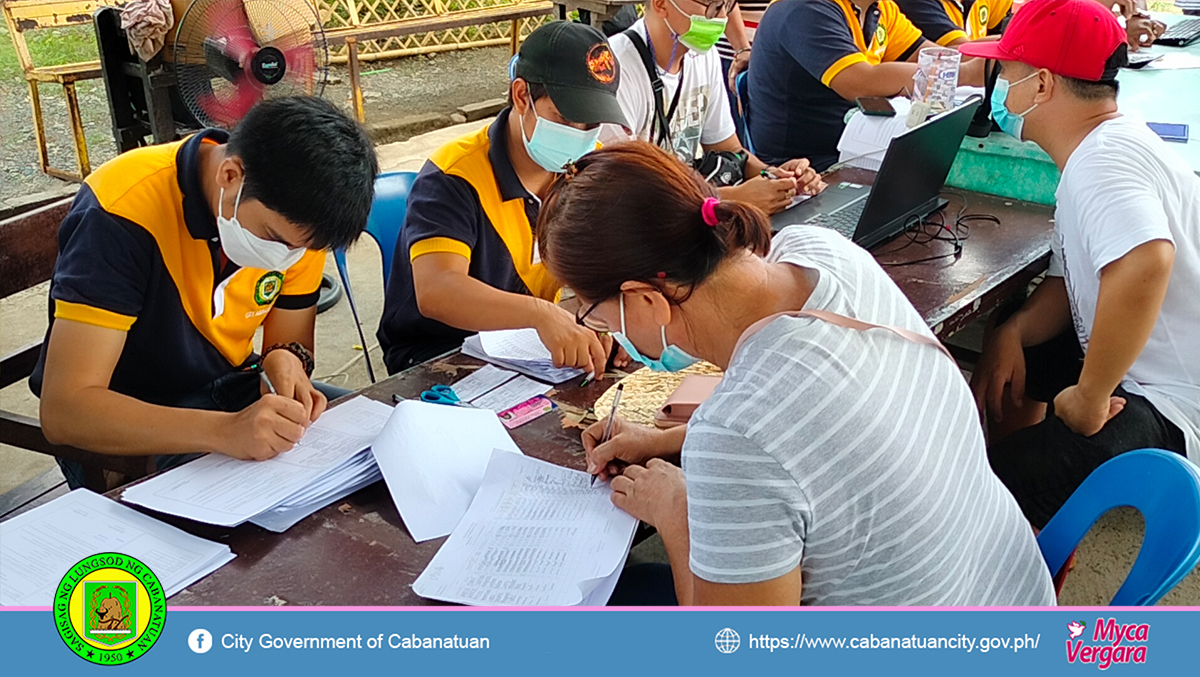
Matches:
[377,108,560,374]
[29,130,326,405]
[748,0,926,170]
[894,0,1011,45]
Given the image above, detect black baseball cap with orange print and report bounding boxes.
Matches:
[514,21,629,130]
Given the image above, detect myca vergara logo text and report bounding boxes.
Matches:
[54,553,166,665]
[1065,618,1149,670]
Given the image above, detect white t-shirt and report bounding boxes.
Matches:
[685,226,1054,606]
[603,20,737,163]
[1051,116,1200,461]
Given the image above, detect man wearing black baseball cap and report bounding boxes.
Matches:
[378,21,630,376]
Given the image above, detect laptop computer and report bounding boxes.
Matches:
[774,98,981,250]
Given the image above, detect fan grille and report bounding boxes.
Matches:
[174,0,330,129]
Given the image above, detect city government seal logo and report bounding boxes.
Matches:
[54,553,166,665]
[254,271,285,306]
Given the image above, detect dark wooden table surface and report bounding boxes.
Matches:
[148,173,1055,606]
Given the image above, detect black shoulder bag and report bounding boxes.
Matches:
[621,28,747,187]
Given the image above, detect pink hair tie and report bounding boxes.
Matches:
[701,197,720,227]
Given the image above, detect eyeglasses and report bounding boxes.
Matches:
[575,299,611,333]
[701,0,736,19]
[674,0,735,20]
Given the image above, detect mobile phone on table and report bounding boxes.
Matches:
[1147,122,1190,143]
[856,96,896,117]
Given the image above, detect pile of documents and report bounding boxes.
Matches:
[463,328,584,384]
[371,400,637,606]
[0,489,234,605]
[122,397,393,532]
[413,450,638,606]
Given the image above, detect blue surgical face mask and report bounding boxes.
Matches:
[520,105,601,173]
[611,294,700,373]
[991,71,1039,141]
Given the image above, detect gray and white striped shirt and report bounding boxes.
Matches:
[684,226,1055,606]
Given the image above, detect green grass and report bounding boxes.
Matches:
[0,23,99,85]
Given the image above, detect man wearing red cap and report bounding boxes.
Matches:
[963,0,1200,528]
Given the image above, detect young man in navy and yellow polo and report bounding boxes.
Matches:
[747,0,986,171]
[31,97,378,488]
[377,22,630,375]
[894,0,1012,47]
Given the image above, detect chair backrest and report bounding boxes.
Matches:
[735,71,754,156]
[2,0,110,72]
[1037,449,1200,606]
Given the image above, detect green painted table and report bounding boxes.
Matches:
[1116,14,1200,174]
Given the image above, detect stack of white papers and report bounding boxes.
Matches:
[0,489,234,605]
[462,329,584,384]
[413,450,638,606]
[122,397,393,531]
[372,400,523,542]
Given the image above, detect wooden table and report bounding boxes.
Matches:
[137,172,1053,606]
[552,0,641,29]
[777,168,1055,339]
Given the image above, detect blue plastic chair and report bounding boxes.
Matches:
[1037,449,1200,606]
[333,171,418,383]
[735,71,755,156]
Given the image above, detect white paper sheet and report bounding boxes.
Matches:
[1145,52,1200,70]
[469,375,550,413]
[836,98,912,172]
[462,335,584,384]
[0,489,235,606]
[479,328,555,362]
[372,401,522,542]
[413,450,638,607]
[451,365,519,403]
[122,397,393,526]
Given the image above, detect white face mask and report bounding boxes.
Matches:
[216,182,305,272]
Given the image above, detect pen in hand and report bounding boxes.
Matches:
[259,370,277,396]
[591,383,624,487]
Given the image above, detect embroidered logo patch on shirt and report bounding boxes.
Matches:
[254,271,284,306]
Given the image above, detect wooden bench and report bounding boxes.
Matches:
[1,1,121,181]
[324,1,554,122]
[0,198,155,494]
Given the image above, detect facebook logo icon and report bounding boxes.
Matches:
[188,629,213,654]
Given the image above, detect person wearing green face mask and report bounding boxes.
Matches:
[377,22,634,377]
[603,0,826,216]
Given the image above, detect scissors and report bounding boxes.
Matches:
[419,384,475,407]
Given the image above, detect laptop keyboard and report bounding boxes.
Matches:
[1159,18,1200,47]
[805,199,867,239]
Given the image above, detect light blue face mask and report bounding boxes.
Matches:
[610,294,700,373]
[520,105,601,173]
[991,71,1039,141]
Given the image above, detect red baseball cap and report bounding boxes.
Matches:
[958,0,1127,82]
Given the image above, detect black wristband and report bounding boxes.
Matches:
[262,342,315,377]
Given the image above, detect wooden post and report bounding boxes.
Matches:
[63,81,91,178]
[510,18,520,56]
[346,36,366,123]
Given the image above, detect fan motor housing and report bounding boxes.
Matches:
[252,46,287,85]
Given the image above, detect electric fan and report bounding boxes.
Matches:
[172,0,329,129]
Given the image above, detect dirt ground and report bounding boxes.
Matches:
[1,45,510,203]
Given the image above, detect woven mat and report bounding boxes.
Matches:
[592,362,724,427]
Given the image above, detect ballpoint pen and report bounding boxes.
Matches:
[259,369,277,395]
[591,383,623,487]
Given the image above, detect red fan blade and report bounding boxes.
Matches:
[210,0,259,64]
[197,77,263,127]
[282,44,315,88]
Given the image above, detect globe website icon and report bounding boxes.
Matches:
[715,628,741,654]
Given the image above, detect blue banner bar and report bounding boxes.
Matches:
[2,607,1195,675]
